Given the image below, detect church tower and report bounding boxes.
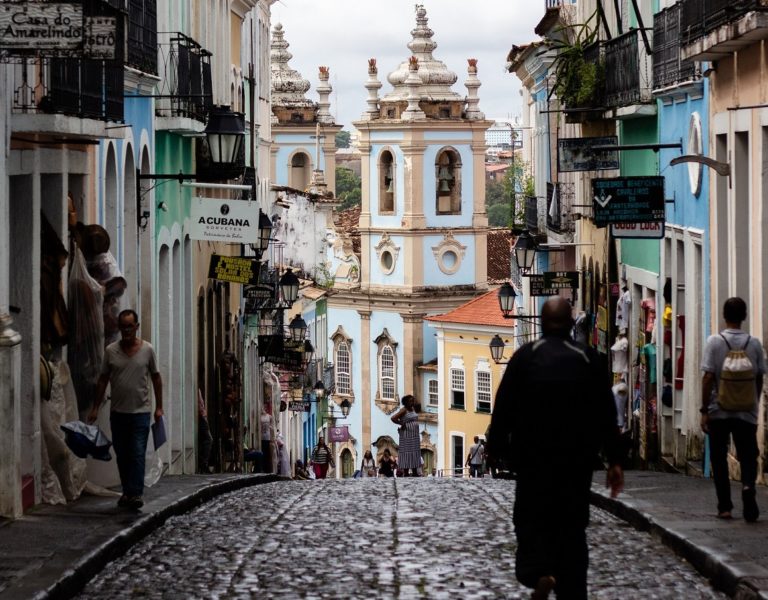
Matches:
[269,23,342,194]
[326,5,491,463]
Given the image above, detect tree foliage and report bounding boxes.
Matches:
[335,130,351,149]
[484,161,534,228]
[336,166,361,210]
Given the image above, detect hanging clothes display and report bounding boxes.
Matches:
[615,287,631,330]
[611,334,629,378]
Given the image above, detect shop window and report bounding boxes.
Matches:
[450,368,465,409]
[379,150,395,213]
[435,148,461,214]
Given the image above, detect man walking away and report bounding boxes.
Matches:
[88,309,163,510]
[466,435,484,478]
[488,297,623,599]
[701,297,765,522]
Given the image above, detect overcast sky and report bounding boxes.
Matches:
[270,1,543,130]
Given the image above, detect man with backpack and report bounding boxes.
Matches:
[701,297,766,522]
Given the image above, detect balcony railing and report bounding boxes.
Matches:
[155,32,213,122]
[12,57,124,122]
[559,42,607,121]
[127,0,157,74]
[604,29,653,107]
[653,3,698,89]
[545,0,573,7]
[680,0,768,43]
[525,196,538,234]
[546,182,575,234]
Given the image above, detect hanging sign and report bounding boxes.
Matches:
[528,274,559,297]
[558,136,619,172]
[327,425,349,443]
[592,177,665,227]
[288,400,310,412]
[208,254,260,285]
[190,198,259,243]
[611,221,665,239]
[0,2,84,53]
[83,16,117,59]
[543,271,579,290]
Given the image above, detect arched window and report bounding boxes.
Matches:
[290,152,311,190]
[379,150,395,213]
[335,342,351,395]
[435,147,461,214]
[380,345,395,400]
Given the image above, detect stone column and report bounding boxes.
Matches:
[358,310,372,450]
[464,59,484,120]
[316,67,333,124]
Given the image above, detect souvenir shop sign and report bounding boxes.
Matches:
[0,2,117,58]
[557,136,619,172]
[190,198,259,244]
[611,221,665,239]
[244,284,275,313]
[543,271,579,290]
[288,400,310,412]
[327,425,349,443]
[592,177,665,227]
[528,274,559,297]
[208,254,260,286]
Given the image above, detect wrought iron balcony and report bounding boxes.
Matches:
[545,0,572,7]
[524,196,539,234]
[679,0,768,58]
[557,42,607,122]
[653,3,698,90]
[11,57,124,124]
[546,182,575,235]
[126,0,157,74]
[155,32,213,123]
[604,29,653,108]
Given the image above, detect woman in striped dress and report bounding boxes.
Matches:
[392,395,420,476]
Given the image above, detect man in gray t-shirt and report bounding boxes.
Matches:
[700,297,765,522]
[88,309,163,510]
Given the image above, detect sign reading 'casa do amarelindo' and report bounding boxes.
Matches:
[0,1,117,58]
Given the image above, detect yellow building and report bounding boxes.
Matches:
[426,290,515,477]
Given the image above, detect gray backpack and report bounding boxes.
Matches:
[717,335,756,411]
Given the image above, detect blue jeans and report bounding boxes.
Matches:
[110,412,151,497]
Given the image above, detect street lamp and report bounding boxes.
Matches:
[513,230,538,274]
[279,268,300,305]
[313,379,326,399]
[340,398,351,418]
[288,314,307,342]
[204,105,245,168]
[489,334,506,364]
[498,282,516,318]
[249,210,273,257]
[302,339,315,365]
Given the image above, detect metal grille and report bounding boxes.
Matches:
[547,182,575,235]
[156,31,213,122]
[524,196,538,233]
[679,0,765,43]
[653,4,697,90]
[127,0,157,74]
[605,30,645,107]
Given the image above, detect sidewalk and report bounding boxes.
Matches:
[593,470,768,600]
[0,473,280,600]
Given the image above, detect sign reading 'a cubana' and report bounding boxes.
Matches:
[592,177,665,227]
[543,271,579,290]
[190,198,259,244]
[0,2,117,58]
[208,254,260,286]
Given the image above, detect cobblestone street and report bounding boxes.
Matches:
[76,478,726,599]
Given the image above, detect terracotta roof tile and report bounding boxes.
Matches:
[487,228,512,284]
[425,289,512,328]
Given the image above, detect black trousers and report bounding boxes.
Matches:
[514,471,592,599]
[708,418,758,513]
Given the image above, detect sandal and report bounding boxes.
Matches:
[716,511,733,519]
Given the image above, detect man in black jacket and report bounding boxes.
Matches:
[488,297,624,599]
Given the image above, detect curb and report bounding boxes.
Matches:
[34,474,282,600]
[590,490,768,600]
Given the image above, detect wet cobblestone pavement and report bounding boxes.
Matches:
[78,478,727,599]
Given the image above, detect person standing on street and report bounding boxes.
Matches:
[88,309,162,510]
[310,436,334,479]
[701,297,765,522]
[465,435,484,478]
[488,297,623,600]
[391,394,420,476]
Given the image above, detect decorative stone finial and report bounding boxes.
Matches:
[402,57,425,121]
[465,58,484,120]
[270,23,315,109]
[363,58,382,120]
[316,66,334,124]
